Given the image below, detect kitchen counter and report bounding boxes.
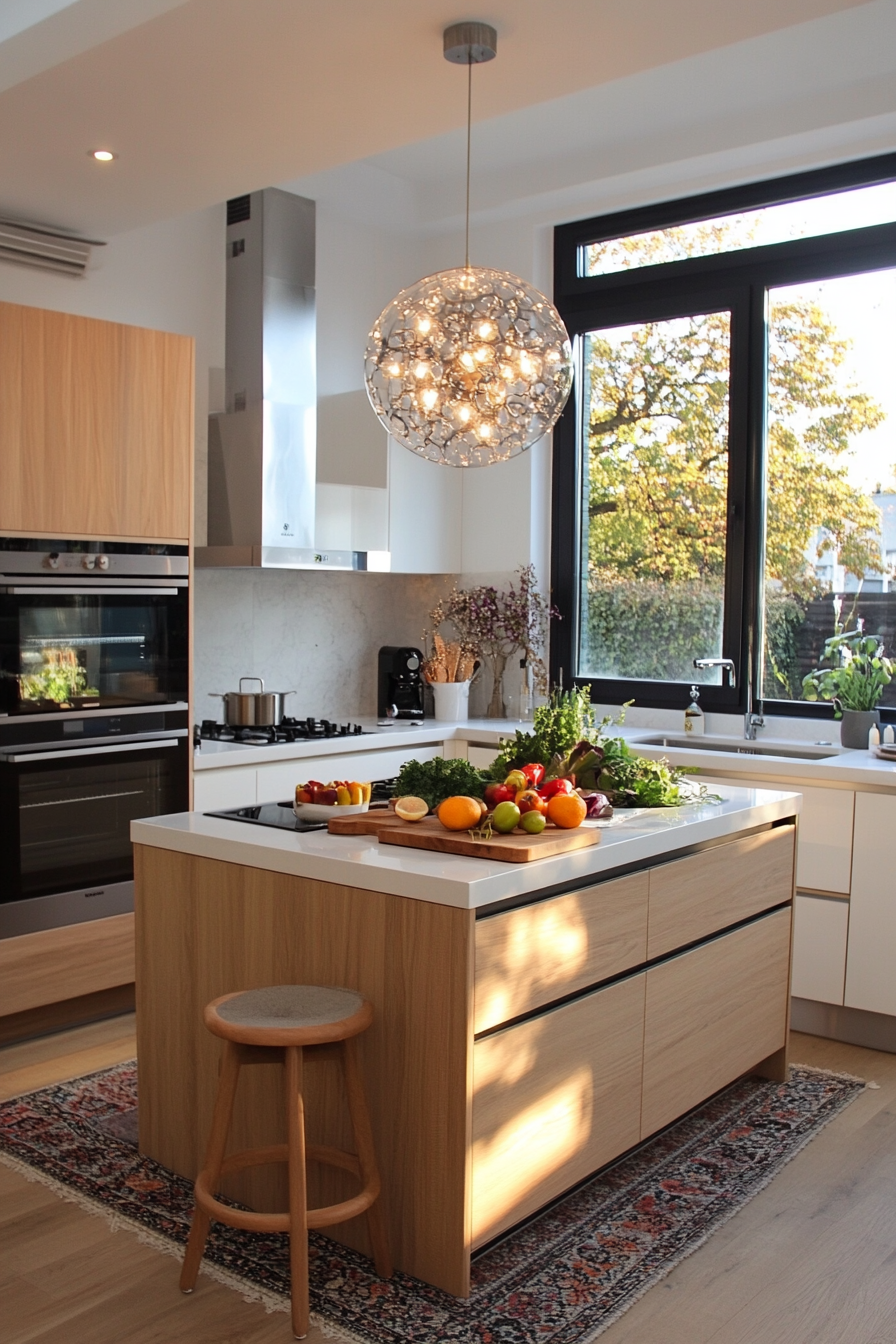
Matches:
[134,781,798,1296]
[192,714,896,789]
[132,782,798,911]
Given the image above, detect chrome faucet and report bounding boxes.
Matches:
[693,657,736,687]
[744,711,766,741]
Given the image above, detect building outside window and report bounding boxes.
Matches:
[551,156,896,718]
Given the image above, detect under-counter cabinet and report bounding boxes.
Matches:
[845,792,896,1016]
[0,300,194,542]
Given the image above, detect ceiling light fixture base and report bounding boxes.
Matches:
[443,22,497,64]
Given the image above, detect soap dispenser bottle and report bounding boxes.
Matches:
[685,685,705,735]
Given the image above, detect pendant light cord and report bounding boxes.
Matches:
[464,53,472,269]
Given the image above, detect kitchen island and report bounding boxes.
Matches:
[132,783,798,1297]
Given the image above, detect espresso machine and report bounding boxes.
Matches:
[377,646,425,720]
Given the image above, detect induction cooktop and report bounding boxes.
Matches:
[205,802,328,832]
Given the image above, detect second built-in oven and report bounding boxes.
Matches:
[0,540,190,937]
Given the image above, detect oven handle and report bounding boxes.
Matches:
[5,586,181,597]
[7,739,182,763]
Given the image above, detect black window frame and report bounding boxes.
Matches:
[551,152,896,719]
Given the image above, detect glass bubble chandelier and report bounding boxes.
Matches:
[364,23,573,468]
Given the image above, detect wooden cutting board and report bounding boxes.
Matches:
[378,816,600,863]
[327,807,408,836]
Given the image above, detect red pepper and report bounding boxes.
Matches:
[521,762,545,788]
[538,777,574,800]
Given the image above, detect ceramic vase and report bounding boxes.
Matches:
[432,680,471,722]
[839,708,880,749]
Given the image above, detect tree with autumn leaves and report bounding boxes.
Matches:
[585,299,885,587]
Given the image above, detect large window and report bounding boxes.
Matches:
[552,155,896,717]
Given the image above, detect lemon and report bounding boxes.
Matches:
[394,796,429,822]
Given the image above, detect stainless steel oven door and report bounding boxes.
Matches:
[0,579,188,716]
[0,732,189,930]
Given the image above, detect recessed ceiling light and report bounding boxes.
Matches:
[90,149,115,162]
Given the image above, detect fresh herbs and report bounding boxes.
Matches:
[488,685,706,808]
[489,687,599,777]
[393,756,487,812]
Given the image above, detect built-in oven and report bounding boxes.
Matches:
[0,540,190,937]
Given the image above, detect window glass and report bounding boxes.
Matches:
[762,268,896,708]
[583,181,896,276]
[578,311,731,684]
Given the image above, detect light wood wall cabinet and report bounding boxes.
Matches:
[0,301,194,542]
[136,817,795,1299]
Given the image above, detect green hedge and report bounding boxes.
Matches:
[581,579,807,693]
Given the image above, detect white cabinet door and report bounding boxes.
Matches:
[791,894,848,1005]
[844,792,896,1015]
[698,776,854,894]
[192,767,258,811]
[254,745,444,804]
[468,745,499,769]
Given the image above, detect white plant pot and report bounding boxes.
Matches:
[432,681,471,722]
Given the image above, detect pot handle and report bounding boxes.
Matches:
[239,677,265,693]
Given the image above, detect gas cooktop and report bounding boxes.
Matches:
[196,717,370,747]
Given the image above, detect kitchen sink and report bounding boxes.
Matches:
[636,735,842,760]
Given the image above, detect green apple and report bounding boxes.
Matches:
[519,811,546,834]
[492,801,521,833]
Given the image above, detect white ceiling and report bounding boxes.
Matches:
[0,0,879,237]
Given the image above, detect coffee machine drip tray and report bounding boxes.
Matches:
[377,646,425,720]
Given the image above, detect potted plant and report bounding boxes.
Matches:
[426,565,557,718]
[802,606,894,747]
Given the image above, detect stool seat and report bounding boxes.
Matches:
[205,984,372,1046]
[180,983,390,1339]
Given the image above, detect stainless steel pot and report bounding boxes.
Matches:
[210,677,296,726]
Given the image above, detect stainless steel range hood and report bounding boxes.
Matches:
[196,188,371,571]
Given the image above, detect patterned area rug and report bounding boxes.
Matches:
[0,1062,862,1344]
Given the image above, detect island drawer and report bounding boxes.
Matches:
[646,824,795,960]
[641,906,792,1138]
[473,872,649,1034]
[471,971,645,1247]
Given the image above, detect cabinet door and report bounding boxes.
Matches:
[698,775,853,894]
[0,302,193,541]
[791,894,847,1005]
[471,972,645,1247]
[641,908,791,1138]
[647,825,794,960]
[474,872,648,1033]
[844,792,896,1015]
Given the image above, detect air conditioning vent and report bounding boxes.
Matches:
[227,195,251,225]
[0,219,104,277]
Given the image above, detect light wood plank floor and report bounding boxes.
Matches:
[2,1023,895,1343]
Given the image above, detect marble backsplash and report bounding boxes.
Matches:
[193,567,460,723]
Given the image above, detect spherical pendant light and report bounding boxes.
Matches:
[363,24,574,468]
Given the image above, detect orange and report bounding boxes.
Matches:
[437,795,485,831]
[394,796,429,822]
[547,792,587,829]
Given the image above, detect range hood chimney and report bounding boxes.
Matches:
[196,188,369,571]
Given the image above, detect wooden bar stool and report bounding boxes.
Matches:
[179,984,392,1339]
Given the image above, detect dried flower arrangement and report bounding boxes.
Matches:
[425,565,558,717]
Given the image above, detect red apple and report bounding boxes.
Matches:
[484,781,516,808]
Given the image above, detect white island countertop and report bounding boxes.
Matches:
[132,782,799,911]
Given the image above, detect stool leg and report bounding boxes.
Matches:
[285,1045,310,1340]
[341,1037,392,1280]
[180,1041,241,1294]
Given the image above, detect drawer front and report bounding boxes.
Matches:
[641,907,791,1139]
[697,777,853,894]
[254,745,444,804]
[474,872,648,1034]
[471,972,645,1247]
[647,825,794,960]
[192,767,258,811]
